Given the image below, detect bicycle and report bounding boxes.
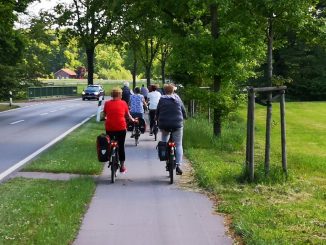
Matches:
[132,118,141,146]
[165,129,176,184]
[152,120,159,141]
[108,137,120,183]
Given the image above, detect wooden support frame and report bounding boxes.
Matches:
[245,86,287,181]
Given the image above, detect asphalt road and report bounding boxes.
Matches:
[74,128,233,245]
[0,99,99,180]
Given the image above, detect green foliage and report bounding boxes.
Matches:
[182,85,245,117]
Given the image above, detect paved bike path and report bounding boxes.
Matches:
[73,131,233,245]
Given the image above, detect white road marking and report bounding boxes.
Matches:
[50,110,57,113]
[0,115,95,182]
[10,120,24,125]
[40,112,49,116]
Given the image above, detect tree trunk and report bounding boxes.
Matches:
[265,16,274,175]
[132,56,137,90]
[86,47,95,85]
[161,59,166,85]
[146,65,151,87]
[210,3,222,136]
[267,17,273,87]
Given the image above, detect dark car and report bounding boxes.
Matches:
[82,85,105,100]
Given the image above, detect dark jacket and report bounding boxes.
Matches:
[121,86,131,104]
[156,94,186,129]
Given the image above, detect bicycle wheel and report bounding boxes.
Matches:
[169,154,174,184]
[153,124,158,141]
[135,134,139,146]
[111,151,118,183]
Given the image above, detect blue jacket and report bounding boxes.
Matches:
[156,94,187,129]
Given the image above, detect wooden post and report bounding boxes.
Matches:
[249,90,255,181]
[264,92,272,175]
[246,89,251,167]
[280,91,287,175]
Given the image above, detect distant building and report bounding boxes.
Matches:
[54,68,77,79]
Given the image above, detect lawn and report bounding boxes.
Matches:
[184,102,326,245]
[23,118,104,175]
[0,177,95,245]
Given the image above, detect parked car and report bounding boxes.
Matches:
[82,85,105,100]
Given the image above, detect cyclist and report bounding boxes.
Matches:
[103,87,135,173]
[147,84,161,135]
[129,87,147,137]
[156,83,186,175]
[121,81,132,104]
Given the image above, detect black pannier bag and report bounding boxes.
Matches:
[156,141,167,161]
[127,120,134,131]
[138,117,146,134]
[96,134,111,162]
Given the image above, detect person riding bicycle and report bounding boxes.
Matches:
[129,86,147,119]
[147,84,161,135]
[121,81,132,104]
[156,83,186,175]
[103,87,134,173]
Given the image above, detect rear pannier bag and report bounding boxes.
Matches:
[96,134,111,162]
[127,121,134,131]
[156,141,167,161]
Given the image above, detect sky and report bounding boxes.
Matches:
[26,0,65,16]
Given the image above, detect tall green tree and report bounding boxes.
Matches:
[0,0,36,99]
[52,0,127,85]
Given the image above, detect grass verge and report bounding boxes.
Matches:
[184,102,326,245]
[23,117,104,175]
[0,104,19,112]
[0,177,95,245]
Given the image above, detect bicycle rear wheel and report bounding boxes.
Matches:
[169,154,174,184]
[111,152,118,183]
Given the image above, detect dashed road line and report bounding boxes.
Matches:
[40,112,49,116]
[10,120,25,125]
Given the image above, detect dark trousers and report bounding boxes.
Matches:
[149,110,156,131]
[106,130,127,162]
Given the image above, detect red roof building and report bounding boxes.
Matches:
[54,68,77,79]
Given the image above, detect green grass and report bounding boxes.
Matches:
[0,177,95,245]
[184,102,326,245]
[0,104,19,112]
[23,118,104,175]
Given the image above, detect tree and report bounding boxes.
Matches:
[52,0,127,85]
[0,0,36,99]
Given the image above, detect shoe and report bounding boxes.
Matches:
[176,165,183,175]
[130,134,135,138]
[166,165,169,171]
[120,166,127,173]
[149,133,153,136]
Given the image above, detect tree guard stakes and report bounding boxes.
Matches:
[245,86,287,181]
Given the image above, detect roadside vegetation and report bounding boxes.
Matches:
[184,102,326,244]
[0,177,95,244]
[24,118,104,175]
[0,105,19,112]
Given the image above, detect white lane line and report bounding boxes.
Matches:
[40,113,49,116]
[10,120,25,125]
[50,110,57,113]
[0,115,95,182]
